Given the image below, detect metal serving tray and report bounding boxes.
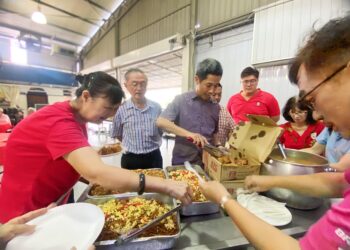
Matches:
[85,168,167,199]
[165,165,220,216]
[85,193,181,250]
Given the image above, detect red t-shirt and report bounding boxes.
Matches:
[299,170,350,249]
[226,89,280,123]
[279,122,325,149]
[0,101,89,223]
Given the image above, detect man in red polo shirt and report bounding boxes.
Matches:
[227,67,280,123]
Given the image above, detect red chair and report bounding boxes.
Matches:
[0,124,12,133]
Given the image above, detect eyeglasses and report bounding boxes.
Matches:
[242,79,257,84]
[290,110,307,115]
[129,81,147,88]
[298,63,348,108]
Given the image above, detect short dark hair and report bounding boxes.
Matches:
[241,67,259,79]
[75,71,125,105]
[195,58,223,81]
[290,15,350,84]
[217,83,222,88]
[124,68,147,82]
[282,96,316,124]
[288,58,301,84]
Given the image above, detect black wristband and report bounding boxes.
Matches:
[138,173,146,195]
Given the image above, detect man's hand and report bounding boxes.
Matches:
[244,175,274,193]
[164,179,193,205]
[0,207,48,244]
[187,133,208,148]
[199,181,230,204]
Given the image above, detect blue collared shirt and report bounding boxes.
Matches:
[111,99,162,154]
[317,128,350,163]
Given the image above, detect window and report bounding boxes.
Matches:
[10,39,27,65]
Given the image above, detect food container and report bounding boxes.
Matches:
[165,165,220,216]
[85,169,167,199]
[205,115,283,181]
[85,193,180,250]
[262,148,328,210]
[94,143,123,167]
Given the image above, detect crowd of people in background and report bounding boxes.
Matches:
[0,107,36,133]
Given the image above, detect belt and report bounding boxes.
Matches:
[124,148,159,156]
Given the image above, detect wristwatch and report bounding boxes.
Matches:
[220,194,233,209]
[138,173,146,195]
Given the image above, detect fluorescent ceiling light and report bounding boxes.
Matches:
[31,4,47,25]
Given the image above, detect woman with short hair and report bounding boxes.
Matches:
[279,96,324,149]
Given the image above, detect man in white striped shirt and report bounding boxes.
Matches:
[111,68,163,169]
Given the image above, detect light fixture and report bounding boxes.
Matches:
[31,3,47,24]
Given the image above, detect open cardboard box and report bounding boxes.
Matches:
[221,180,245,198]
[206,115,283,181]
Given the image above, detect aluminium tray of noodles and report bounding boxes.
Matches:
[85,168,166,199]
[165,165,220,216]
[85,193,180,249]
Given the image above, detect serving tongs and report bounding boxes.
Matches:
[114,204,182,246]
[184,161,205,183]
[186,137,229,158]
[276,139,287,160]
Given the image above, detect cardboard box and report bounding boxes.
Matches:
[221,180,245,198]
[207,149,261,181]
[202,150,210,173]
[206,115,282,181]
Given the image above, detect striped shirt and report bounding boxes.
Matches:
[111,99,162,154]
[215,105,235,146]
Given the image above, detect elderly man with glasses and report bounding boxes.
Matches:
[111,68,163,170]
[227,66,280,123]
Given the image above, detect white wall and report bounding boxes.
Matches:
[257,65,299,123]
[252,0,350,65]
[146,87,182,109]
[195,24,254,107]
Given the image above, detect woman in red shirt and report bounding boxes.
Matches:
[279,96,324,149]
[0,71,192,223]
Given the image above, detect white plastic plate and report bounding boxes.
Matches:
[6,203,105,250]
[237,190,292,226]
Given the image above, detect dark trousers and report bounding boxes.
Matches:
[121,148,163,170]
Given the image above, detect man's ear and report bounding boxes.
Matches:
[194,75,200,85]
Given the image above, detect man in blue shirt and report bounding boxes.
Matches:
[111,68,163,169]
[304,127,350,171]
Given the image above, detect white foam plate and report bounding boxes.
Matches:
[237,191,292,226]
[6,203,105,250]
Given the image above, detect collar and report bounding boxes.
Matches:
[189,91,214,103]
[189,91,198,100]
[240,88,261,99]
[125,98,154,111]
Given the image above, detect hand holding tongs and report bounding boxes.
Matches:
[114,205,182,246]
[186,137,229,157]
